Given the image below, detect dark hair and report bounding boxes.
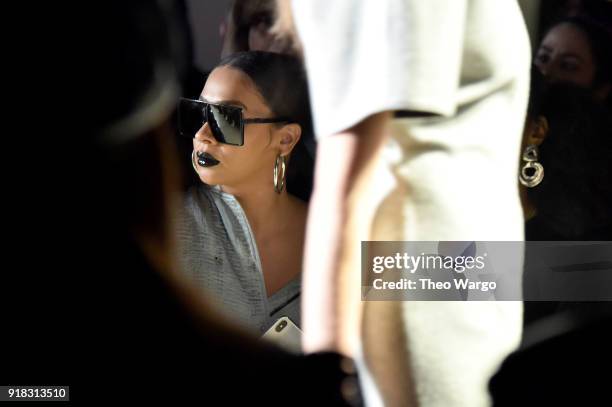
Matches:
[216,51,315,201]
[218,51,313,137]
[526,70,612,238]
[543,16,612,87]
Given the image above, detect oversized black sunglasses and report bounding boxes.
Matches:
[177,97,290,146]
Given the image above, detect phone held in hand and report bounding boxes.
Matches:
[262,316,302,353]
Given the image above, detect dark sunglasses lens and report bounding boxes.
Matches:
[178,99,206,138]
[208,104,243,146]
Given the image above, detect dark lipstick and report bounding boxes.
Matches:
[196,152,220,167]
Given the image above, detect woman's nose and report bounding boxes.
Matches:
[194,122,217,144]
[536,60,560,83]
[536,60,551,77]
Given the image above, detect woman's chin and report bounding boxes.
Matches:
[196,170,223,186]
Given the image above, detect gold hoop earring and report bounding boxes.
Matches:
[519,145,544,188]
[274,155,287,193]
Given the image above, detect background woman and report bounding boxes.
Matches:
[176,51,314,333]
[534,16,612,105]
[519,70,612,325]
[519,71,612,241]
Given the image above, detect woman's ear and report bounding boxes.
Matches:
[527,116,549,146]
[278,123,301,156]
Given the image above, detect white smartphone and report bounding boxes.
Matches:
[262,316,302,354]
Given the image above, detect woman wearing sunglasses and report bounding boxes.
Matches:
[176,51,314,334]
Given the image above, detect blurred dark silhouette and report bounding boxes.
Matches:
[490,308,612,406]
[1,1,358,404]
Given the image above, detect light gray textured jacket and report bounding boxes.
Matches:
[175,185,301,334]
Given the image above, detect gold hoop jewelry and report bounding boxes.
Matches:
[519,145,544,188]
[191,150,199,174]
[274,155,287,193]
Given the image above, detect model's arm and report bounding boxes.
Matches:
[301,111,392,355]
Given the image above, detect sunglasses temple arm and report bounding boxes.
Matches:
[243,117,291,124]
